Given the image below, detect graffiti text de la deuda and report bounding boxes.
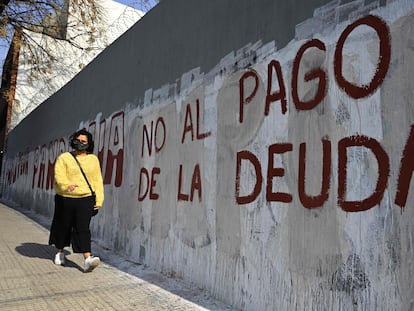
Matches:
[6,15,414,212]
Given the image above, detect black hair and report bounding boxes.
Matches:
[69,129,95,153]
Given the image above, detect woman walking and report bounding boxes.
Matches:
[49,129,104,272]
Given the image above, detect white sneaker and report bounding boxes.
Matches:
[84,256,100,272]
[54,253,65,265]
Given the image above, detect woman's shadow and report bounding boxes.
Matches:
[15,243,83,272]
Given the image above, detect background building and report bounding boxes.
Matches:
[9,0,144,130]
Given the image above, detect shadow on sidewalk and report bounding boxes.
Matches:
[15,243,83,272]
[4,202,234,309]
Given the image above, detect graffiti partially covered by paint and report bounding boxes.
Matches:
[89,111,124,187]
[4,111,124,191]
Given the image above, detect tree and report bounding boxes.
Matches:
[0,0,159,80]
[0,0,106,159]
[1,0,105,74]
[0,0,157,166]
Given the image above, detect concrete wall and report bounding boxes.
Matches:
[2,0,414,309]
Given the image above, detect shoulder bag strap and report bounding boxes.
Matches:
[70,152,95,195]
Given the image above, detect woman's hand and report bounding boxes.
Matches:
[67,184,78,192]
[93,206,101,211]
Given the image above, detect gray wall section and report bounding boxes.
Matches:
[8,0,330,156]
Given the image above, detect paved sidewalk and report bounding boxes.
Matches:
[0,203,234,311]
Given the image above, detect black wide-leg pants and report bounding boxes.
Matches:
[49,195,95,253]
